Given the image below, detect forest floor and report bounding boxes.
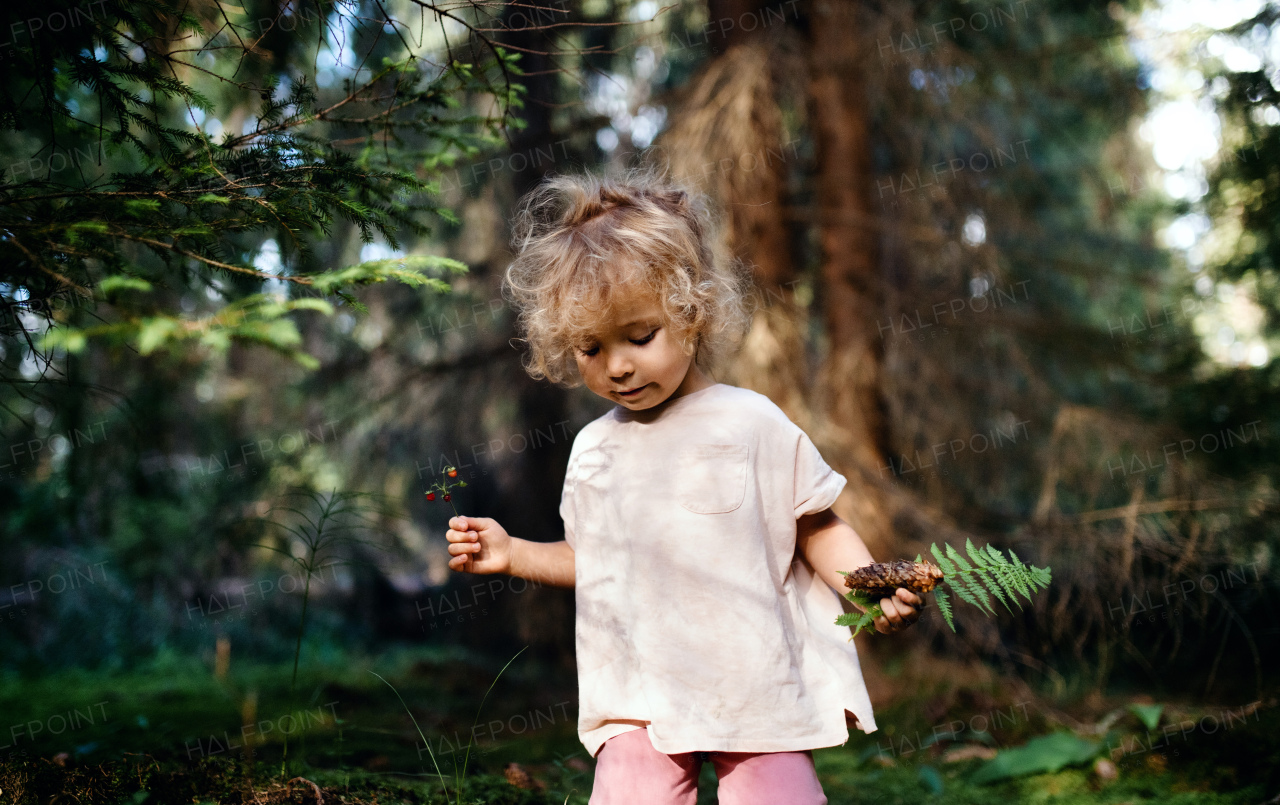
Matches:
[0,644,1275,804]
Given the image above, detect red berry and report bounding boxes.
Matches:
[426,492,435,500]
[447,468,458,478]
[443,494,451,501]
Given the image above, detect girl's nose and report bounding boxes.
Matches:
[606,350,632,379]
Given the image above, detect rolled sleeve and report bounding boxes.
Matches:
[793,431,846,518]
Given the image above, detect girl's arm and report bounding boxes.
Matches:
[796,508,921,633]
[510,537,576,588]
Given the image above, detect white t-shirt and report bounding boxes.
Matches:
[560,382,878,758]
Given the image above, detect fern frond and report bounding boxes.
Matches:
[946,543,995,615]
[836,601,881,639]
[985,541,1032,614]
[930,543,957,577]
[983,545,1028,611]
[966,538,1013,613]
[934,587,955,632]
[838,542,1052,637]
[1010,550,1053,598]
[930,542,983,614]
[994,545,1033,603]
[944,573,986,614]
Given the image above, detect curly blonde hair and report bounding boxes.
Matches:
[503,166,755,387]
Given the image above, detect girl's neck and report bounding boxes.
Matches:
[671,361,715,400]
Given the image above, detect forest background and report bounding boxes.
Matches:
[1,0,1278,801]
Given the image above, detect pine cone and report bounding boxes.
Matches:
[843,560,944,599]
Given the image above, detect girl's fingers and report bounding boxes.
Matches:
[447,541,481,556]
[880,596,904,625]
[450,515,494,532]
[876,592,923,633]
[446,525,480,544]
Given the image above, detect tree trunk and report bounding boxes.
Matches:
[805,0,894,557]
[484,9,576,669]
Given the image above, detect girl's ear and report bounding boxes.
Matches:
[683,328,701,359]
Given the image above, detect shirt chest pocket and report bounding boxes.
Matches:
[675,443,750,515]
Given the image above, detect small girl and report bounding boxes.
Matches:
[444,169,922,805]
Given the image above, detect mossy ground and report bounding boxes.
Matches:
[0,644,1274,804]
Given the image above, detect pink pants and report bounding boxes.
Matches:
[588,727,828,805]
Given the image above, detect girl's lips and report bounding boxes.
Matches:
[618,384,648,397]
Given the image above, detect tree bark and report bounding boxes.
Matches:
[805,0,894,556]
[483,8,576,669]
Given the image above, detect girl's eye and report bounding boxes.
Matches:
[630,329,658,346]
[579,345,599,357]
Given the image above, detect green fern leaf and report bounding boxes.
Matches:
[934,587,955,632]
[999,547,1034,603]
[966,538,1013,613]
[1007,550,1041,601]
[943,573,985,613]
[844,590,876,609]
[983,545,1028,610]
[836,606,880,639]
[931,542,983,613]
[958,566,999,615]
[946,543,995,615]
[930,543,957,577]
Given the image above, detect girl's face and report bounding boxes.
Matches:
[573,291,712,410]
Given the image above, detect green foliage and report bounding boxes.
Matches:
[927,540,1052,633]
[1,0,522,372]
[1204,5,1280,323]
[252,488,397,772]
[1,649,1273,803]
[1127,702,1164,731]
[835,592,882,638]
[372,646,528,805]
[969,732,1103,785]
[838,541,1051,637]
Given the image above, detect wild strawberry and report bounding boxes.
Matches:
[426,492,435,501]
[443,494,451,502]
[447,468,458,478]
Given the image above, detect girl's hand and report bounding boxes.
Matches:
[446,516,513,575]
[873,587,924,634]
